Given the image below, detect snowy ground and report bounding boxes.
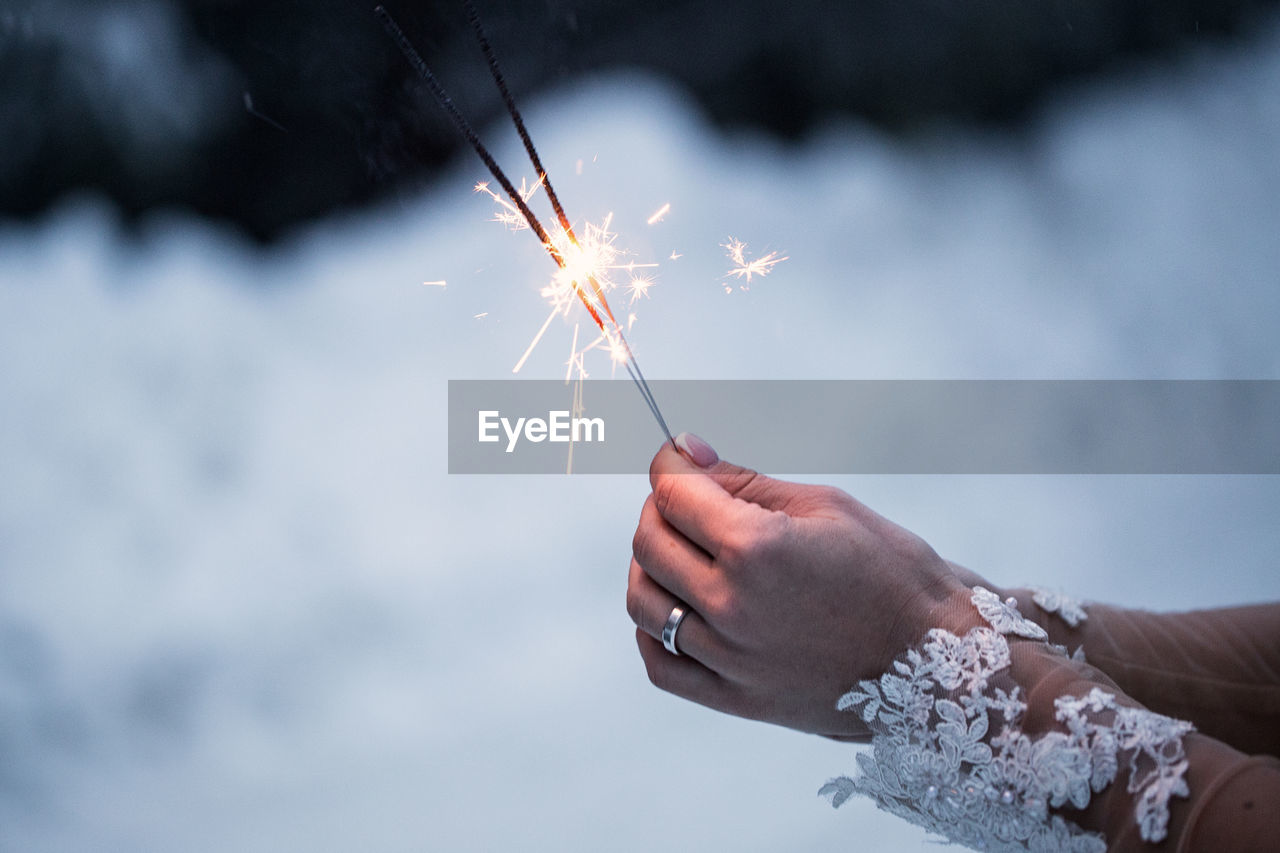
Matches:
[3,19,1280,853]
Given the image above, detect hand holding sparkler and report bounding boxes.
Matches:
[627,435,976,739]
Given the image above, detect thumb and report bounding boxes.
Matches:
[672,432,802,512]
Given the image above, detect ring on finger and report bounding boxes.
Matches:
[661,604,689,656]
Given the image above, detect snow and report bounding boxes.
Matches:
[3,19,1280,852]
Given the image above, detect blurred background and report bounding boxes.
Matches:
[4,0,1278,239]
[3,1,1280,850]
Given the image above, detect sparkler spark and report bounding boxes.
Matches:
[378,1,674,444]
[626,276,654,303]
[723,237,788,284]
[422,280,447,288]
[475,178,543,230]
[646,203,671,225]
[491,203,657,379]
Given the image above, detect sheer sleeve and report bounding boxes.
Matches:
[821,588,1280,851]
[1006,588,1280,758]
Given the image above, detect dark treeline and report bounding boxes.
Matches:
[1,0,1274,241]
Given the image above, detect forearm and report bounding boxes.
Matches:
[943,562,1280,756]
[1168,749,1280,853]
[1004,589,1280,757]
[1010,640,1280,851]
[826,586,1280,852]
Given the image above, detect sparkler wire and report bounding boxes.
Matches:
[374,6,558,258]
[462,0,619,328]
[378,3,673,446]
[463,0,571,236]
[623,350,674,442]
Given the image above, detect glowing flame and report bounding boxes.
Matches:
[477,188,660,376]
[545,216,620,318]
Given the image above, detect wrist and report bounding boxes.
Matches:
[875,572,975,674]
[926,580,994,639]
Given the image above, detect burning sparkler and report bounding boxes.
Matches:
[377,1,673,444]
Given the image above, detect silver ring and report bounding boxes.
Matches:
[661,605,688,656]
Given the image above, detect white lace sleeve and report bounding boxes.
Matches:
[820,587,1193,852]
[1028,586,1089,629]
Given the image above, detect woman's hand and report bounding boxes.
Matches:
[627,434,974,738]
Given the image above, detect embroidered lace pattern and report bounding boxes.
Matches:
[821,587,1192,851]
[1029,587,1089,628]
[971,587,1049,640]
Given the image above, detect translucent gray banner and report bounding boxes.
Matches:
[447,380,1280,474]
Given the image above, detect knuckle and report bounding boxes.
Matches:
[632,497,657,561]
[718,511,786,568]
[631,524,650,563]
[702,588,743,633]
[625,584,646,627]
[651,476,679,521]
[716,527,754,568]
[755,512,789,553]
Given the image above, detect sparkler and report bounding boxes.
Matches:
[377,2,673,444]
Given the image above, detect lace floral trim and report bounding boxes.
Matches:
[821,589,1192,851]
[972,586,1048,640]
[1029,587,1089,629]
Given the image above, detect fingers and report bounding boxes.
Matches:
[635,630,745,716]
[657,436,806,512]
[701,456,853,517]
[626,558,719,664]
[647,443,766,557]
[702,459,794,510]
[632,495,716,608]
